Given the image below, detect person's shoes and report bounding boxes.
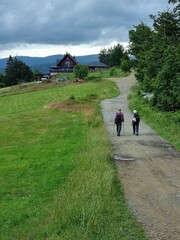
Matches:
[136,133,138,136]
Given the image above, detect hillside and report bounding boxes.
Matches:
[0,54,99,74]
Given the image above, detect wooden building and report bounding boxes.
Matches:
[50,53,78,75]
[88,61,109,71]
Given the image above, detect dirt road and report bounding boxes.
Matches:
[100,74,180,240]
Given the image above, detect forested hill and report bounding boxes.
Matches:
[0,54,99,73]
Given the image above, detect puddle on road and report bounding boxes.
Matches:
[113,155,135,161]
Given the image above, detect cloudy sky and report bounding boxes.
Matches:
[0,0,170,59]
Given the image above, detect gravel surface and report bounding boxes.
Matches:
[100,74,180,240]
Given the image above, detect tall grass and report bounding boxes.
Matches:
[0,80,147,239]
[128,84,180,150]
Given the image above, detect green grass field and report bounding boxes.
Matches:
[0,79,148,239]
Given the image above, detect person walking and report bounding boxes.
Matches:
[132,110,140,135]
[114,109,124,136]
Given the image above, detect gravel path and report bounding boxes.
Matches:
[100,74,180,240]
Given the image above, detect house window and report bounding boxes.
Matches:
[66,61,70,67]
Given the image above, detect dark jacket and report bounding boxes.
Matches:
[114,111,124,124]
[132,113,140,124]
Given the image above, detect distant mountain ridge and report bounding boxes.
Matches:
[0,54,99,74]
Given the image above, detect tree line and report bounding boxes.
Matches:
[129,0,179,111]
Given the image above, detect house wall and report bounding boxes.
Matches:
[50,54,77,74]
[57,57,76,70]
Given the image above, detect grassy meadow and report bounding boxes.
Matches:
[0,79,148,239]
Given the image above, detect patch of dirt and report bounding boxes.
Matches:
[46,100,95,118]
[101,74,180,240]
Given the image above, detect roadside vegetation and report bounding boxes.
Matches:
[128,0,180,151]
[128,84,180,151]
[129,0,179,112]
[0,76,148,240]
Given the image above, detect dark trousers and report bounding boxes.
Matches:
[116,122,122,136]
[133,123,139,135]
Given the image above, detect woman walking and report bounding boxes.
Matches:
[132,110,140,135]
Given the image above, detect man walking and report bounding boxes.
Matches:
[114,109,124,136]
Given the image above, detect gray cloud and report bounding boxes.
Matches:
[0,0,169,48]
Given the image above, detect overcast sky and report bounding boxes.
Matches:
[0,0,170,59]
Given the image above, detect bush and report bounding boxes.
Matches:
[74,64,89,79]
[109,68,117,76]
[121,59,132,72]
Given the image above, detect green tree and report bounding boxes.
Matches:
[99,44,126,68]
[152,46,180,111]
[74,64,88,79]
[150,10,179,45]
[99,48,109,65]
[128,0,180,111]
[5,56,33,86]
[0,73,5,88]
[5,55,17,86]
[168,0,180,14]
[120,51,132,72]
[129,22,153,59]
[109,44,124,67]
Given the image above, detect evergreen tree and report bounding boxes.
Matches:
[5,56,33,86]
[5,56,17,86]
[0,73,5,88]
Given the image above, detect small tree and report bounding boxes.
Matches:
[74,64,88,79]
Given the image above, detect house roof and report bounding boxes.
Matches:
[56,53,78,66]
[88,61,108,68]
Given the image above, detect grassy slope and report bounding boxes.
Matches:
[0,80,147,240]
